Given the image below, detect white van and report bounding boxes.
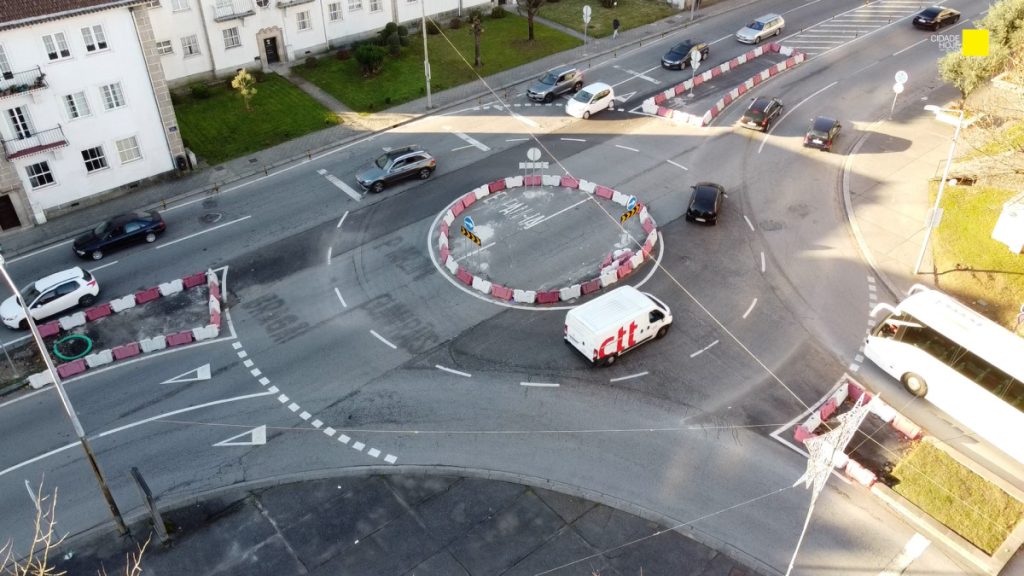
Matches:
[565,82,615,119]
[564,285,672,366]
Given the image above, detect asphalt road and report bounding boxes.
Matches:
[0,0,1003,573]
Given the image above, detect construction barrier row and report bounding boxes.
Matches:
[792,375,923,488]
[28,269,225,388]
[641,43,806,127]
[438,176,659,306]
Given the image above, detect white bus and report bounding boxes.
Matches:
[864,284,1024,463]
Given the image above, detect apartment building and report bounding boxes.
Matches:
[0,0,184,229]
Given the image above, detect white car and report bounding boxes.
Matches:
[565,82,615,119]
[736,13,785,44]
[1,267,99,329]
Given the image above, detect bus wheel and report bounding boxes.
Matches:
[901,373,928,397]
[602,355,617,367]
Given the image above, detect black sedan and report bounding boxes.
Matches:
[661,41,709,69]
[686,182,724,225]
[912,6,960,30]
[804,116,842,151]
[74,210,166,260]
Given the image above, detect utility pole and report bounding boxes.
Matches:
[421,0,432,109]
[913,106,964,275]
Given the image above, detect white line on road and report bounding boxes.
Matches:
[512,112,540,128]
[336,210,348,229]
[619,67,660,84]
[0,390,275,479]
[87,260,119,273]
[156,215,252,250]
[560,138,586,142]
[325,173,362,202]
[615,145,639,152]
[451,144,476,152]
[758,81,838,154]
[436,365,472,378]
[521,382,559,387]
[893,38,928,56]
[610,371,648,383]
[3,240,74,264]
[326,246,332,266]
[524,198,590,230]
[743,215,755,232]
[760,251,766,273]
[666,159,688,171]
[455,242,496,261]
[444,127,491,151]
[689,340,719,358]
[742,298,758,319]
[506,138,530,142]
[877,533,930,576]
[370,330,397,349]
[334,287,347,308]
[24,480,39,510]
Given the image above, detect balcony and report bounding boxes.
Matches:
[0,67,48,101]
[212,0,255,21]
[276,0,314,7]
[2,126,69,160]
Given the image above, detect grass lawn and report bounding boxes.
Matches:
[293,13,581,112]
[930,183,1024,328]
[174,73,338,165]
[892,442,1024,555]
[538,0,680,37]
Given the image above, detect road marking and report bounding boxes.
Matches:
[742,298,758,319]
[610,371,648,383]
[213,424,267,447]
[436,365,472,377]
[162,364,211,384]
[87,260,119,273]
[2,239,74,264]
[760,251,766,273]
[743,215,755,232]
[336,211,348,229]
[523,198,590,230]
[324,173,362,201]
[615,145,639,152]
[156,215,252,250]
[666,159,688,171]
[521,382,559,387]
[0,334,32,354]
[614,66,661,85]
[512,112,540,128]
[561,138,587,142]
[326,245,332,266]
[451,144,476,152]
[506,138,530,142]
[334,287,347,308]
[370,329,397,349]
[455,241,496,262]
[384,454,398,464]
[444,127,490,151]
[690,340,719,358]
[893,38,928,56]
[876,532,933,569]
[758,81,838,154]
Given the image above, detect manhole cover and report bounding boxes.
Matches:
[201,212,224,224]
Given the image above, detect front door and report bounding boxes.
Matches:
[6,106,32,140]
[0,195,21,230]
[263,37,280,64]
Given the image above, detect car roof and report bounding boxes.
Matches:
[753,13,781,22]
[812,116,838,130]
[693,182,724,193]
[35,267,86,291]
[671,40,696,50]
[581,82,611,92]
[384,145,426,159]
[546,65,576,75]
[921,5,945,14]
[749,97,777,110]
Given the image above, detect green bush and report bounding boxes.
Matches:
[189,82,210,99]
[378,22,399,43]
[354,44,387,76]
[399,35,410,47]
[426,19,441,34]
[304,56,318,68]
[396,24,408,37]
[450,16,462,29]
[490,5,507,17]
[387,33,401,56]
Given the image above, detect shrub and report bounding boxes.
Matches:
[399,35,410,47]
[490,5,507,17]
[450,17,462,29]
[426,19,441,34]
[354,44,387,76]
[336,47,351,60]
[378,22,399,44]
[304,55,318,68]
[396,24,408,37]
[189,82,210,99]
[387,33,401,57]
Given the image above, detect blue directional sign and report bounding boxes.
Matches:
[626,196,637,212]
[463,216,475,233]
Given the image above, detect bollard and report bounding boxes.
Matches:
[130,467,170,545]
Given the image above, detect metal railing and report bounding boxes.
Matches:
[0,66,47,98]
[212,0,255,21]
[2,125,68,160]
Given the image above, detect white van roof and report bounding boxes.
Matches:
[568,285,653,333]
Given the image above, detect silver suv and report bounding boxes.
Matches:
[526,65,584,103]
[355,146,437,193]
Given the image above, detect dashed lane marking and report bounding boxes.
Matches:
[336,210,348,229]
[157,216,252,250]
[690,340,720,358]
[370,330,398,350]
[521,382,560,387]
[760,251,766,273]
[609,372,648,383]
[743,215,755,232]
[451,144,476,152]
[561,138,586,142]
[615,145,639,152]
[326,246,332,266]
[436,365,472,378]
[334,287,348,308]
[666,159,688,171]
[877,534,930,576]
[742,298,758,319]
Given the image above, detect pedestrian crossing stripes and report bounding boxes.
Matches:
[781,0,926,58]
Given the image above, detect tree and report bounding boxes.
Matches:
[354,44,387,76]
[521,0,544,41]
[470,11,484,67]
[230,69,258,112]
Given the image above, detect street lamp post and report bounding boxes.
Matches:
[420,0,432,109]
[913,105,965,275]
[0,254,126,535]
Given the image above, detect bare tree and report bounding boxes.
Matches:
[521,0,545,41]
[470,11,485,67]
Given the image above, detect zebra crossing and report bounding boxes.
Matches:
[782,0,927,57]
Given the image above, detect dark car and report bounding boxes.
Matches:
[355,146,436,193]
[740,97,783,131]
[686,182,724,225]
[804,116,842,151]
[74,210,165,260]
[661,40,709,69]
[912,6,960,30]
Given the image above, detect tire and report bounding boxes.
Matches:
[775,28,781,37]
[573,81,583,92]
[901,373,928,397]
[601,354,617,367]
[79,294,96,307]
[18,319,28,330]
[544,93,554,103]
[91,250,103,260]
[656,325,670,339]
[145,232,157,243]
[582,111,591,119]
[371,181,385,194]
[418,168,432,180]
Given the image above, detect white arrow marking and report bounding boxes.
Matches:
[614,91,637,102]
[213,425,267,447]
[162,364,212,384]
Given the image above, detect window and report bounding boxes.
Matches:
[0,45,11,77]
[223,27,241,49]
[82,25,108,52]
[181,34,200,56]
[146,0,161,7]
[297,11,311,31]
[328,2,343,21]
[26,162,54,188]
[171,0,189,10]
[156,40,173,55]
[100,82,126,110]
[115,136,142,163]
[256,0,269,6]
[347,0,362,11]
[64,92,91,119]
[42,32,71,61]
[82,146,108,172]
[369,0,381,11]
[6,107,32,139]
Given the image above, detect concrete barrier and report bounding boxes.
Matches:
[85,303,113,322]
[438,234,448,249]
[488,179,506,193]
[140,335,167,353]
[473,184,490,200]
[491,284,513,300]
[183,272,206,289]
[542,174,561,187]
[440,247,449,262]
[642,219,656,234]
[845,460,877,487]
[445,257,458,274]
[167,331,194,347]
[524,175,542,187]
[560,176,580,189]
[451,202,464,217]
[443,210,455,226]
[582,279,601,294]
[871,400,897,423]
[559,284,581,301]
[209,297,221,315]
[616,262,632,279]
[505,176,523,188]
[472,276,492,295]
[210,282,221,302]
[110,294,136,313]
[513,289,536,304]
[193,325,219,341]
[57,359,87,379]
[210,311,221,327]
[536,290,560,304]
[578,179,596,193]
[135,287,160,305]
[891,414,923,440]
[461,192,476,209]
[158,279,184,297]
[629,253,644,269]
[59,312,86,330]
[647,230,659,247]
[600,269,618,287]
[455,268,474,286]
[85,349,114,368]
[794,425,815,443]
[28,371,53,390]
[440,223,448,238]
[595,186,614,199]
[38,321,60,338]
[113,342,141,360]
[611,191,631,207]
[819,398,838,420]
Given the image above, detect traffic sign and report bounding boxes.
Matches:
[463,215,475,233]
[893,82,904,94]
[690,50,702,66]
[626,196,637,212]
[527,147,541,161]
[895,70,909,84]
[583,4,592,24]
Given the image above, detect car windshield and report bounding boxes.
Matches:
[92,221,112,236]
[747,21,765,30]
[573,89,594,102]
[921,7,942,16]
[539,72,558,85]
[19,283,40,304]
[669,44,692,56]
[745,108,764,120]
[808,129,829,139]
[374,154,390,169]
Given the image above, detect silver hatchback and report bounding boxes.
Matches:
[736,14,785,44]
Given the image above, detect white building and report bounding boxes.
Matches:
[149,0,487,85]
[0,0,184,229]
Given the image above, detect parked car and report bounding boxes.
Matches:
[355,146,437,193]
[740,97,784,131]
[1,267,99,329]
[661,40,710,69]
[804,116,842,152]
[736,14,785,44]
[565,82,615,119]
[912,6,960,30]
[686,182,724,225]
[74,210,166,260]
[527,65,584,103]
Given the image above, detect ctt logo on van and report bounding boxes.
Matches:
[597,321,639,359]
